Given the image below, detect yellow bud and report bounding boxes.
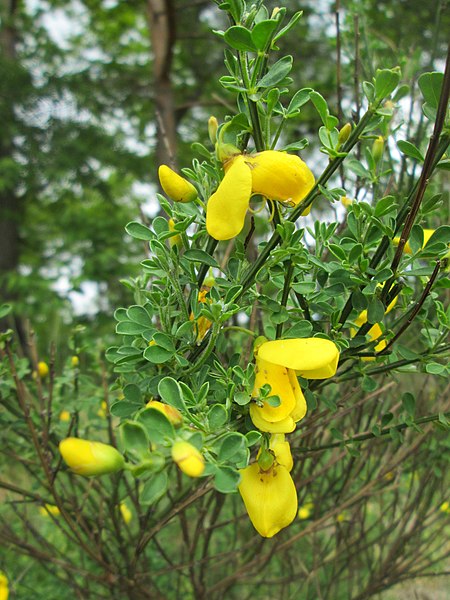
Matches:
[158,165,197,203]
[97,401,108,418]
[37,361,49,378]
[146,400,183,426]
[203,270,216,288]
[39,504,60,517]
[298,502,314,520]
[59,437,125,477]
[168,218,182,249]
[208,116,218,144]
[0,571,9,600]
[372,135,384,163]
[59,410,71,422]
[338,123,352,144]
[120,501,132,524]
[71,355,79,367]
[341,196,353,208]
[439,501,450,514]
[336,512,346,523]
[171,441,205,477]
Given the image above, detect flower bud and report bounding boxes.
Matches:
[372,135,384,163]
[158,165,198,203]
[120,501,132,524]
[37,361,49,378]
[71,355,79,367]
[0,571,9,600]
[59,437,125,477]
[338,123,352,145]
[298,502,314,520]
[208,116,218,144]
[146,400,183,427]
[171,441,205,477]
[341,196,353,208]
[59,410,71,422]
[168,218,182,250]
[39,504,60,517]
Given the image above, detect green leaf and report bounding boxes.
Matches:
[309,91,329,125]
[140,471,168,505]
[126,305,153,327]
[214,466,241,493]
[397,140,424,162]
[224,26,256,52]
[287,88,312,114]
[143,345,174,364]
[184,249,219,268]
[273,11,303,42]
[123,384,142,404]
[424,226,450,248]
[251,20,278,50]
[374,67,400,100]
[116,321,146,336]
[218,433,247,461]
[425,362,446,375]
[121,421,150,458]
[401,392,416,417]
[245,431,262,446]
[258,55,293,88]
[125,221,154,241]
[374,195,396,217]
[0,304,12,319]
[327,243,347,262]
[158,377,186,411]
[418,72,444,109]
[137,408,175,444]
[367,298,385,323]
[234,392,250,405]
[208,404,228,429]
[110,400,141,419]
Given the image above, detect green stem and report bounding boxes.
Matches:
[276,260,295,338]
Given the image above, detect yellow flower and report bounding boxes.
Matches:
[59,438,125,477]
[298,502,314,520]
[351,322,386,361]
[39,504,60,517]
[206,151,315,240]
[208,116,218,144]
[257,434,294,472]
[37,361,49,378]
[71,355,79,367]
[0,571,9,600]
[59,410,71,422]
[238,460,298,538]
[393,229,449,255]
[120,501,132,524]
[146,400,183,426]
[250,338,339,433]
[168,218,182,249]
[171,441,205,477]
[341,195,353,208]
[439,501,450,514]
[336,512,347,523]
[158,165,198,203]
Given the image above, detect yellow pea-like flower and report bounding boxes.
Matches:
[158,165,198,203]
[171,441,205,477]
[39,504,60,517]
[206,150,314,240]
[59,410,71,422]
[71,355,79,367]
[298,502,314,520]
[146,400,183,427]
[238,462,298,538]
[59,438,125,477]
[120,501,132,524]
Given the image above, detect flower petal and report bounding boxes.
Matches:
[249,404,296,433]
[239,463,298,537]
[206,155,252,240]
[258,338,339,379]
[288,369,307,422]
[245,150,315,206]
[252,357,296,421]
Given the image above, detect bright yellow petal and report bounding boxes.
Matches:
[252,357,296,421]
[288,369,307,422]
[258,338,339,379]
[245,150,315,207]
[249,404,296,433]
[171,441,205,477]
[269,435,293,472]
[238,463,298,537]
[206,155,252,240]
[59,438,125,477]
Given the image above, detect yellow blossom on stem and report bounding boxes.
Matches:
[59,437,125,477]
[238,458,298,538]
[158,165,198,203]
[250,338,339,433]
[71,355,79,367]
[168,218,182,249]
[97,401,108,418]
[190,289,213,342]
[146,399,183,426]
[206,150,315,240]
[171,441,205,477]
[298,502,314,520]
[393,228,450,258]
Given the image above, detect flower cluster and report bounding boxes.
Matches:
[238,337,339,537]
